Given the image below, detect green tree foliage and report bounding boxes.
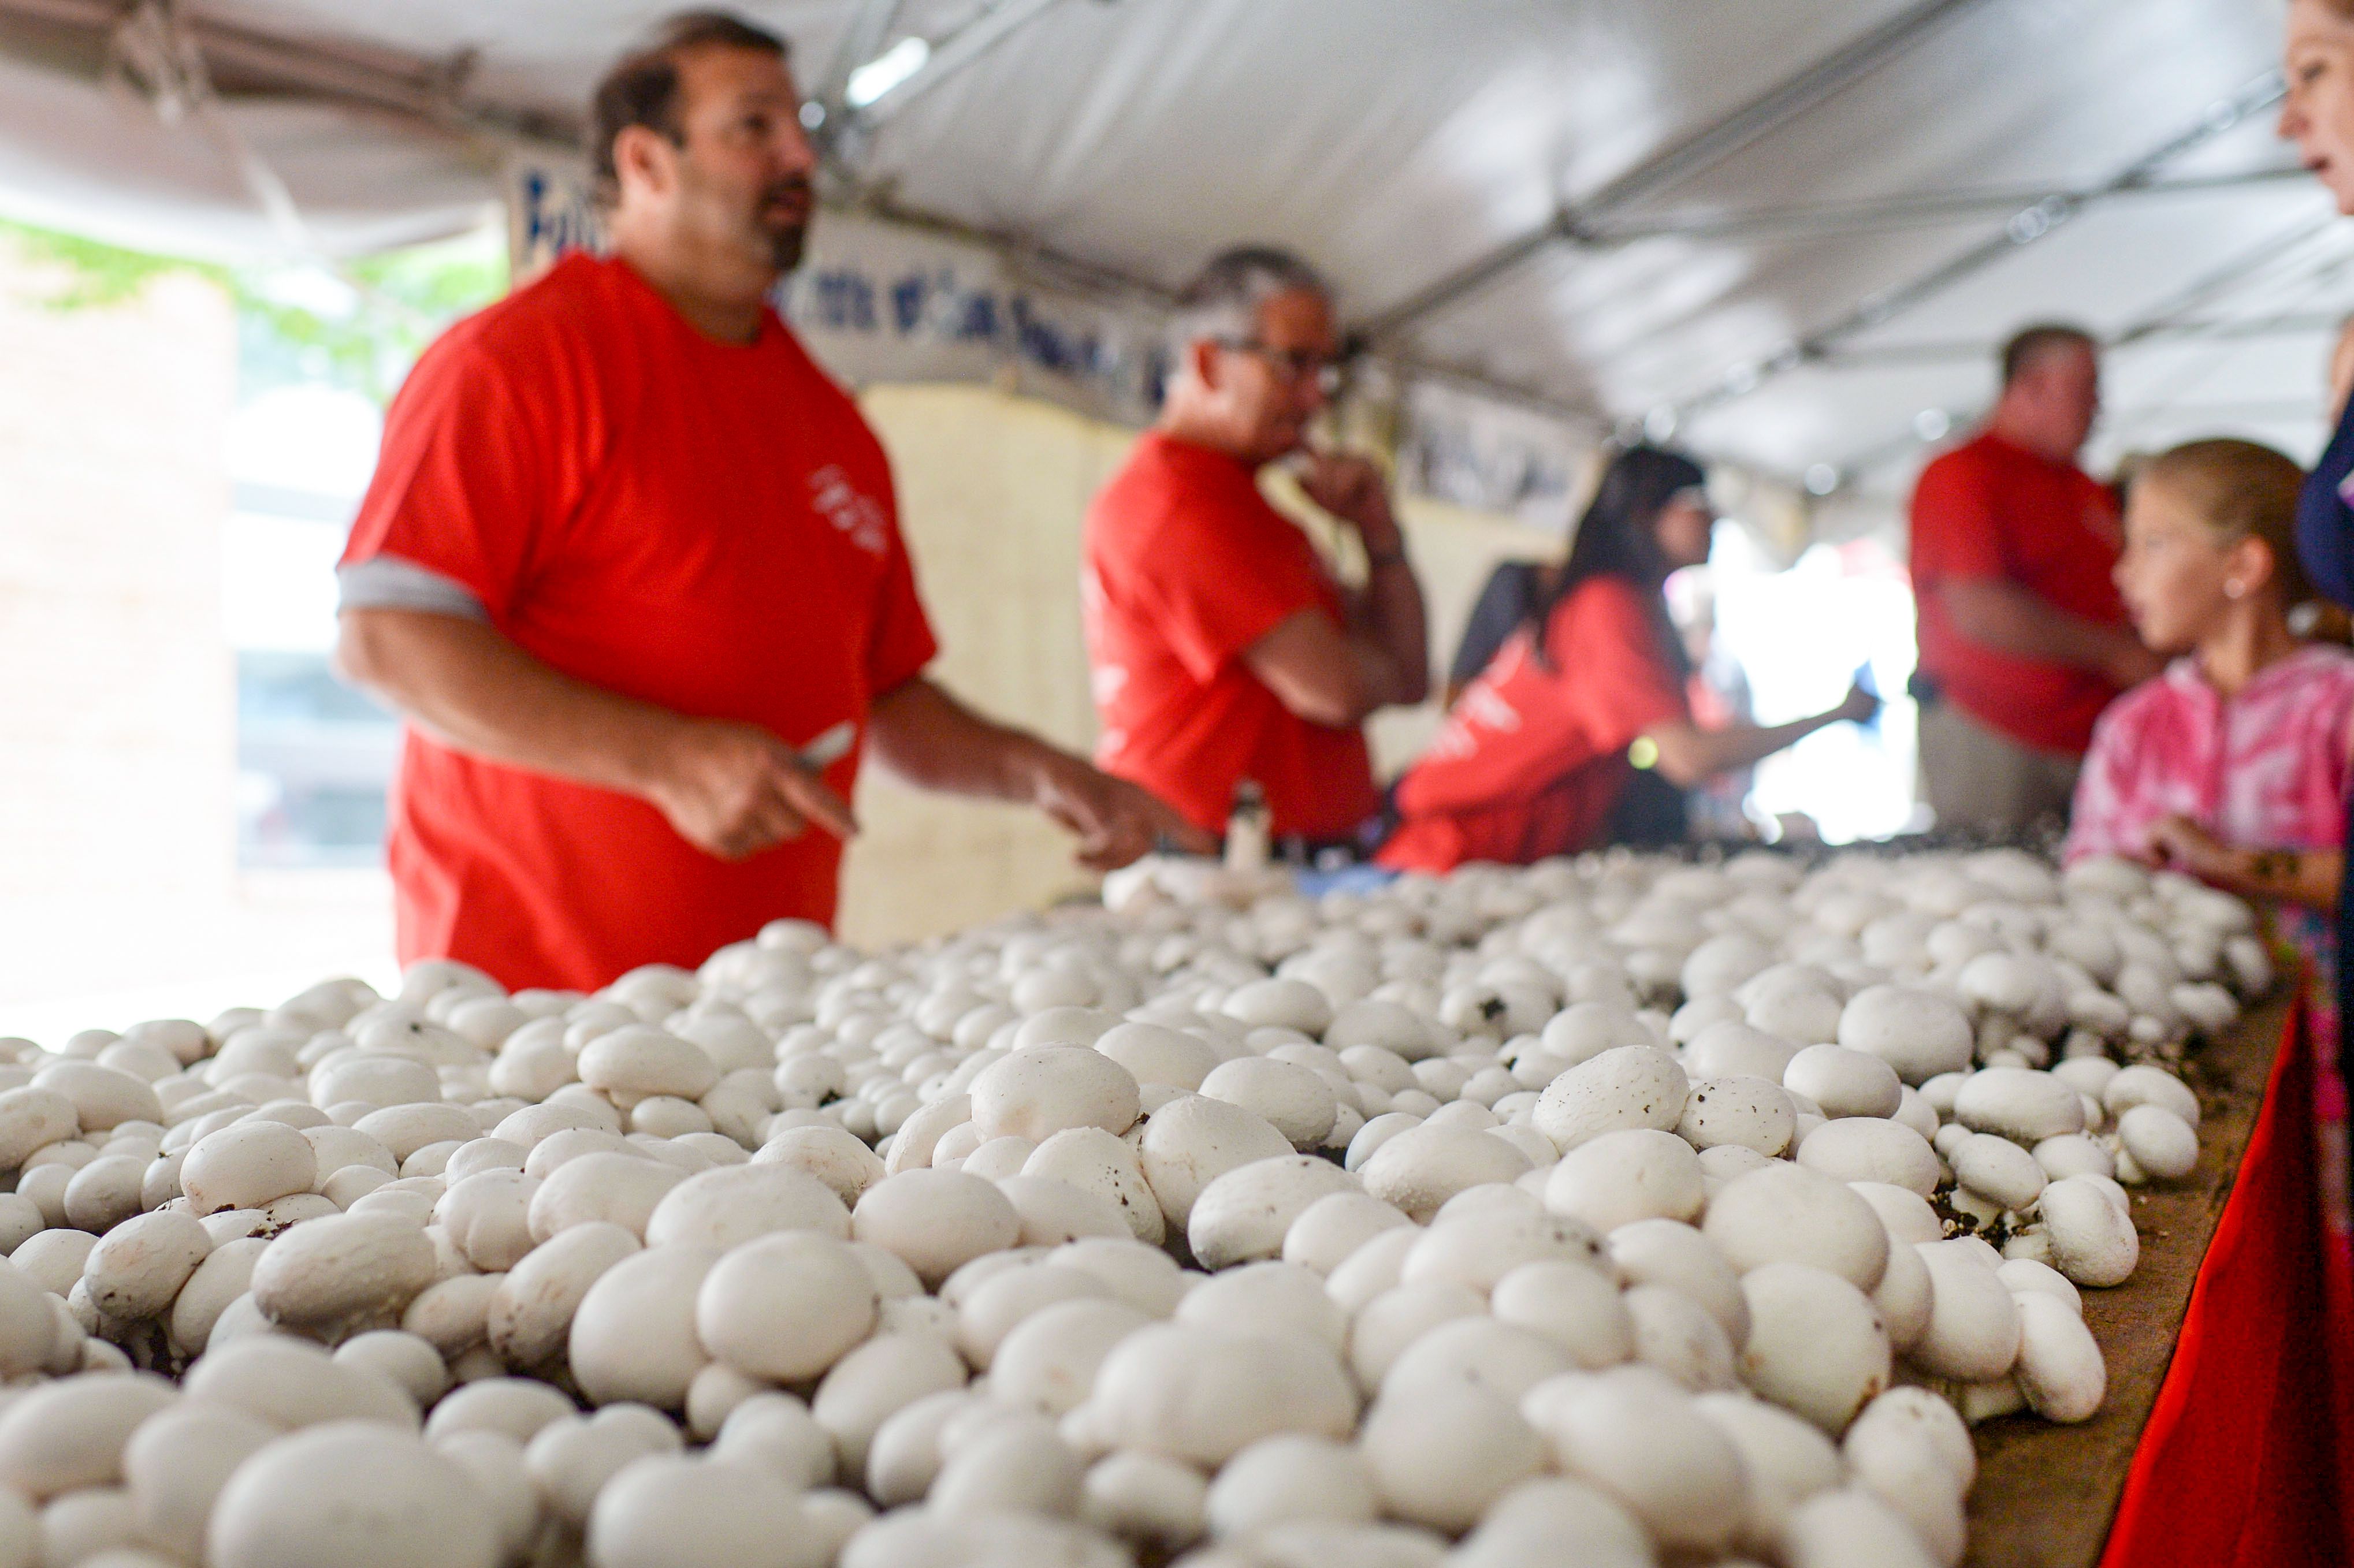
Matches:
[1,217,506,404]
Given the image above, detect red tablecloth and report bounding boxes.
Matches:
[2100,997,2354,1567]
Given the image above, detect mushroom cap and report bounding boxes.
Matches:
[207,1422,500,1568]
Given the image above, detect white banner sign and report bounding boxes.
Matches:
[777,210,1170,427]
[501,152,1591,512]
[501,153,1167,426]
[1398,378,1590,534]
[506,153,604,282]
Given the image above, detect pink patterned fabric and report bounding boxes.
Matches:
[2066,645,2354,866]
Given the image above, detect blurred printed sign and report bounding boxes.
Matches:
[506,153,604,282]
[500,152,1595,513]
[1400,379,1586,534]
[501,152,1167,425]
[779,211,1170,427]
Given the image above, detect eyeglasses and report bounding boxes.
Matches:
[1214,338,1346,397]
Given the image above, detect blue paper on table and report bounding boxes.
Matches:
[1853,662,1883,733]
[1296,865,1402,899]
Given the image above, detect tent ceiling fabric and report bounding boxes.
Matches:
[0,0,2343,503]
[0,47,498,262]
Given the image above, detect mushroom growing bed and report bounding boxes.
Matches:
[0,846,2275,1568]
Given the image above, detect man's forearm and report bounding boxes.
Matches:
[864,677,1055,802]
[1356,555,1431,707]
[336,609,677,795]
[1939,578,2135,673]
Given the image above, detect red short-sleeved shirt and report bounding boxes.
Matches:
[1909,429,2128,755]
[1378,575,1689,872]
[340,254,938,993]
[1082,432,1381,840]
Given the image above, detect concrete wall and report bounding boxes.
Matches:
[838,383,1561,948]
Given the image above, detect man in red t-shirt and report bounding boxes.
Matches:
[1909,324,2161,833]
[1083,249,1430,848]
[334,13,1198,993]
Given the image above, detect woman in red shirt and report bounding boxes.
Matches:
[1379,447,1879,872]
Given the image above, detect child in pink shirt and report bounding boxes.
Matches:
[2068,440,2354,897]
[2066,437,2354,1245]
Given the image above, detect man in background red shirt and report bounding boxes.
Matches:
[1083,249,1430,851]
[1909,323,2161,833]
[334,12,1198,992]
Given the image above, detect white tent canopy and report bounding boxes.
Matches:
[0,0,2341,517]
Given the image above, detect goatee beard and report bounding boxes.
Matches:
[767,224,806,273]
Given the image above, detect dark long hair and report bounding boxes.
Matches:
[1523,444,1708,672]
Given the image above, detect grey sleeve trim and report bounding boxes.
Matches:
[336,556,491,622]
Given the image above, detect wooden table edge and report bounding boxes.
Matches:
[1961,991,2296,1567]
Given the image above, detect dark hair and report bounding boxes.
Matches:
[1521,445,1708,671]
[592,11,790,206]
[2000,323,2098,387]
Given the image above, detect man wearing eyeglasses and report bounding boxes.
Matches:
[1081,248,1431,853]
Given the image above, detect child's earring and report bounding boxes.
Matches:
[2225,579,2247,599]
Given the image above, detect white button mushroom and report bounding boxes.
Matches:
[1836,986,1973,1086]
[969,1048,1143,1144]
[567,1243,721,1409]
[1203,1433,1378,1536]
[0,1373,177,1499]
[809,1332,973,1479]
[248,1211,438,1338]
[1541,1128,1703,1232]
[1695,1389,1843,1548]
[1198,1058,1339,1151]
[1359,1126,1534,1222]
[1022,1128,1165,1245]
[1525,1365,1747,1555]
[1701,1163,1888,1292]
[2039,1175,2141,1287]
[81,1208,210,1323]
[179,1120,319,1217]
[486,1220,641,1369]
[696,1230,879,1382]
[2103,1064,2199,1127]
[1736,1262,1891,1432]
[644,1162,850,1251]
[523,1405,685,1529]
[1083,1323,1355,1467]
[1449,1477,1653,1568]
[1795,1119,1941,1197]
[1531,1048,1689,1154]
[1187,1156,1362,1270]
[1911,1240,2024,1383]
[1783,1044,1903,1120]
[122,1402,278,1562]
[2115,1104,2198,1182]
[2012,1290,2106,1422]
[1951,1133,2048,1211]
[1780,1487,1940,1568]
[1954,1068,2086,1144]
[207,1421,500,1568]
[1676,1075,1798,1157]
[1358,1378,1543,1533]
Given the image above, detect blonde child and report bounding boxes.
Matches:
[2068,440,2354,902]
[2066,438,2354,1243]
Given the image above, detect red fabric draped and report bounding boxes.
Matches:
[2100,998,2354,1567]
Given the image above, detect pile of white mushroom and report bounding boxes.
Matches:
[0,846,2267,1568]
